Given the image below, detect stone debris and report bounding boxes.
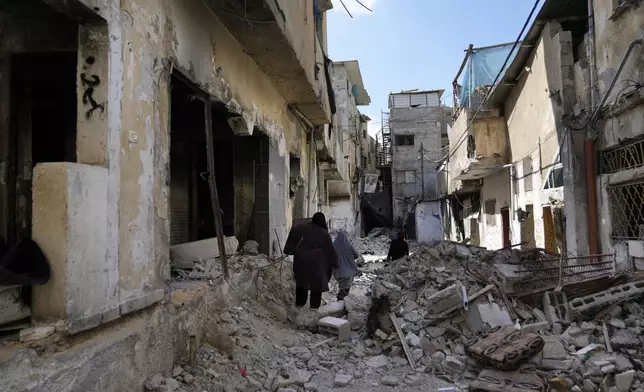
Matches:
[163,238,644,392]
[19,325,55,342]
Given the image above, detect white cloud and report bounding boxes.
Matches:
[331,0,377,16]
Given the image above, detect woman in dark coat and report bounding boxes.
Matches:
[283,212,338,309]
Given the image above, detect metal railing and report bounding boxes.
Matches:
[600,138,644,174]
[503,253,616,297]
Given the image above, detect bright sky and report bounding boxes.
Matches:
[327,0,539,136]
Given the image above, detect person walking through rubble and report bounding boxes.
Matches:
[283,212,338,310]
[332,230,360,301]
[386,230,409,262]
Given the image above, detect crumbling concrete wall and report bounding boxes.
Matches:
[503,22,570,251]
[390,106,443,221]
[2,282,218,392]
[2,0,317,334]
[593,0,644,259]
[480,169,511,250]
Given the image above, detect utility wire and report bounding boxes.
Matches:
[443,0,542,163]
[339,0,353,18]
[354,0,373,12]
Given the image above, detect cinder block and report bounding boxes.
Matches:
[569,281,644,315]
[318,317,350,341]
[426,284,464,315]
[543,291,570,325]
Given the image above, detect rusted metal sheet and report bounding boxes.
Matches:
[465,326,544,370]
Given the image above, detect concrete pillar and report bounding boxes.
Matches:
[76,25,109,166]
[31,162,119,333]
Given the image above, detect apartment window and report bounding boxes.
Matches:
[395,135,415,146]
[523,156,533,192]
[467,135,476,158]
[363,129,367,139]
[607,181,644,239]
[485,199,496,226]
[397,170,416,184]
[544,153,563,189]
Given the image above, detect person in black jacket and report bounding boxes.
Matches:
[283,212,338,309]
[387,230,409,262]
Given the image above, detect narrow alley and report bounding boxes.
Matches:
[1,0,644,392]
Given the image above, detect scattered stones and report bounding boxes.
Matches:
[334,373,353,387]
[616,370,636,392]
[381,375,400,386]
[172,366,184,377]
[610,319,627,329]
[165,378,180,392]
[19,325,55,342]
[366,355,389,368]
[443,356,465,374]
[405,332,421,347]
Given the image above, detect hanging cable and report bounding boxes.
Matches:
[338,0,353,17]
[354,0,373,12]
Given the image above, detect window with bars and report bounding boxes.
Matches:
[607,181,644,240]
[600,138,644,174]
[485,199,496,226]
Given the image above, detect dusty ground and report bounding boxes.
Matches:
[155,234,448,392]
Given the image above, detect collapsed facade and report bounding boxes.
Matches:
[442,0,644,266]
[0,0,367,389]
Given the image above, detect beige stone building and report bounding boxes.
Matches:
[442,0,625,258]
[0,0,347,389]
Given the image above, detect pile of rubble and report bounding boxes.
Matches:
[350,227,393,256]
[150,237,644,392]
[362,241,644,392]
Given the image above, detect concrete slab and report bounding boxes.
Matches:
[170,236,239,264]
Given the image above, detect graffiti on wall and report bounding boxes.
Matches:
[80,56,105,119]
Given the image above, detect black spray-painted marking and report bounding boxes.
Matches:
[80,57,104,119]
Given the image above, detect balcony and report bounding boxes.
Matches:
[319,132,346,181]
[204,0,332,124]
[448,109,509,188]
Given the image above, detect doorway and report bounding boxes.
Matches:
[501,207,511,248]
[520,204,536,249]
[7,52,78,245]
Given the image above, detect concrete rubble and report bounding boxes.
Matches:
[151,238,644,392]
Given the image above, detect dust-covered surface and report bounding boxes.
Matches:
[148,238,644,392]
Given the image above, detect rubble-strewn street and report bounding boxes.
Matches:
[149,236,644,392]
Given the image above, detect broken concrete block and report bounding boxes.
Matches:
[241,240,259,255]
[465,302,512,332]
[611,329,641,350]
[426,283,464,315]
[541,359,575,371]
[523,321,550,334]
[542,336,568,360]
[443,356,465,374]
[380,375,400,386]
[170,236,238,265]
[374,329,388,340]
[317,301,345,318]
[616,370,636,392]
[366,355,389,368]
[318,317,350,341]
[333,374,353,387]
[610,319,627,329]
[165,378,180,392]
[543,291,571,325]
[19,325,55,342]
[405,332,420,347]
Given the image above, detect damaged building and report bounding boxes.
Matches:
[442,0,606,257]
[0,0,351,389]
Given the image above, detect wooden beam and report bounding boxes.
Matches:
[203,100,229,278]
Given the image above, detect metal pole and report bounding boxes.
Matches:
[306,126,314,217]
[420,142,425,200]
[203,99,229,278]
